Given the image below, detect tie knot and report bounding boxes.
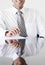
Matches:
[16,11,23,15]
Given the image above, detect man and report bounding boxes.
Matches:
[0,0,45,65]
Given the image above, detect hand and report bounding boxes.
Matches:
[5,40,21,48]
[5,28,20,37]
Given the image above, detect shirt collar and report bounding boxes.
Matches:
[11,6,24,15]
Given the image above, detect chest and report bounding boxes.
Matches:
[4,12,38,37]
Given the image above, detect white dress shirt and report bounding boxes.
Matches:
[0,6,45,60]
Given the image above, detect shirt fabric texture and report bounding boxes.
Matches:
[0,6,45,60]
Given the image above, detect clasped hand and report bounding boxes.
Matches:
[5,28,21,48]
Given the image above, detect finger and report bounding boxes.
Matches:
[10,29,18,36]
[7,31,16,37]
[14,40,19,46]
[9,40,16,44]
[10,31,15,36]
[12,40,19,47]
[9,40,18,45]
[6,31,13,37]
[14,29,19,35]
[10,29,17,35]
[14,41,21,48]
[9,40,14,43]
[16,28,20,34]
[15,43,19,48]
[14,28,20,34]
[7,39,20,48]
[10,28,20,36]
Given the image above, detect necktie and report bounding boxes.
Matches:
[16,11,27,56]
[16,11,27,37]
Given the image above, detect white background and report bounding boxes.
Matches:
[0,0,45,19]
[0,0,45,65]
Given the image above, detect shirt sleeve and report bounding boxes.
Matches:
[0,11,6,36]
[36,11,45,37]
[0,11,7,50]
[35,11,45,54]
[23,10,45,57]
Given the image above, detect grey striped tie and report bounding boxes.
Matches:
[16,11,27,56]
